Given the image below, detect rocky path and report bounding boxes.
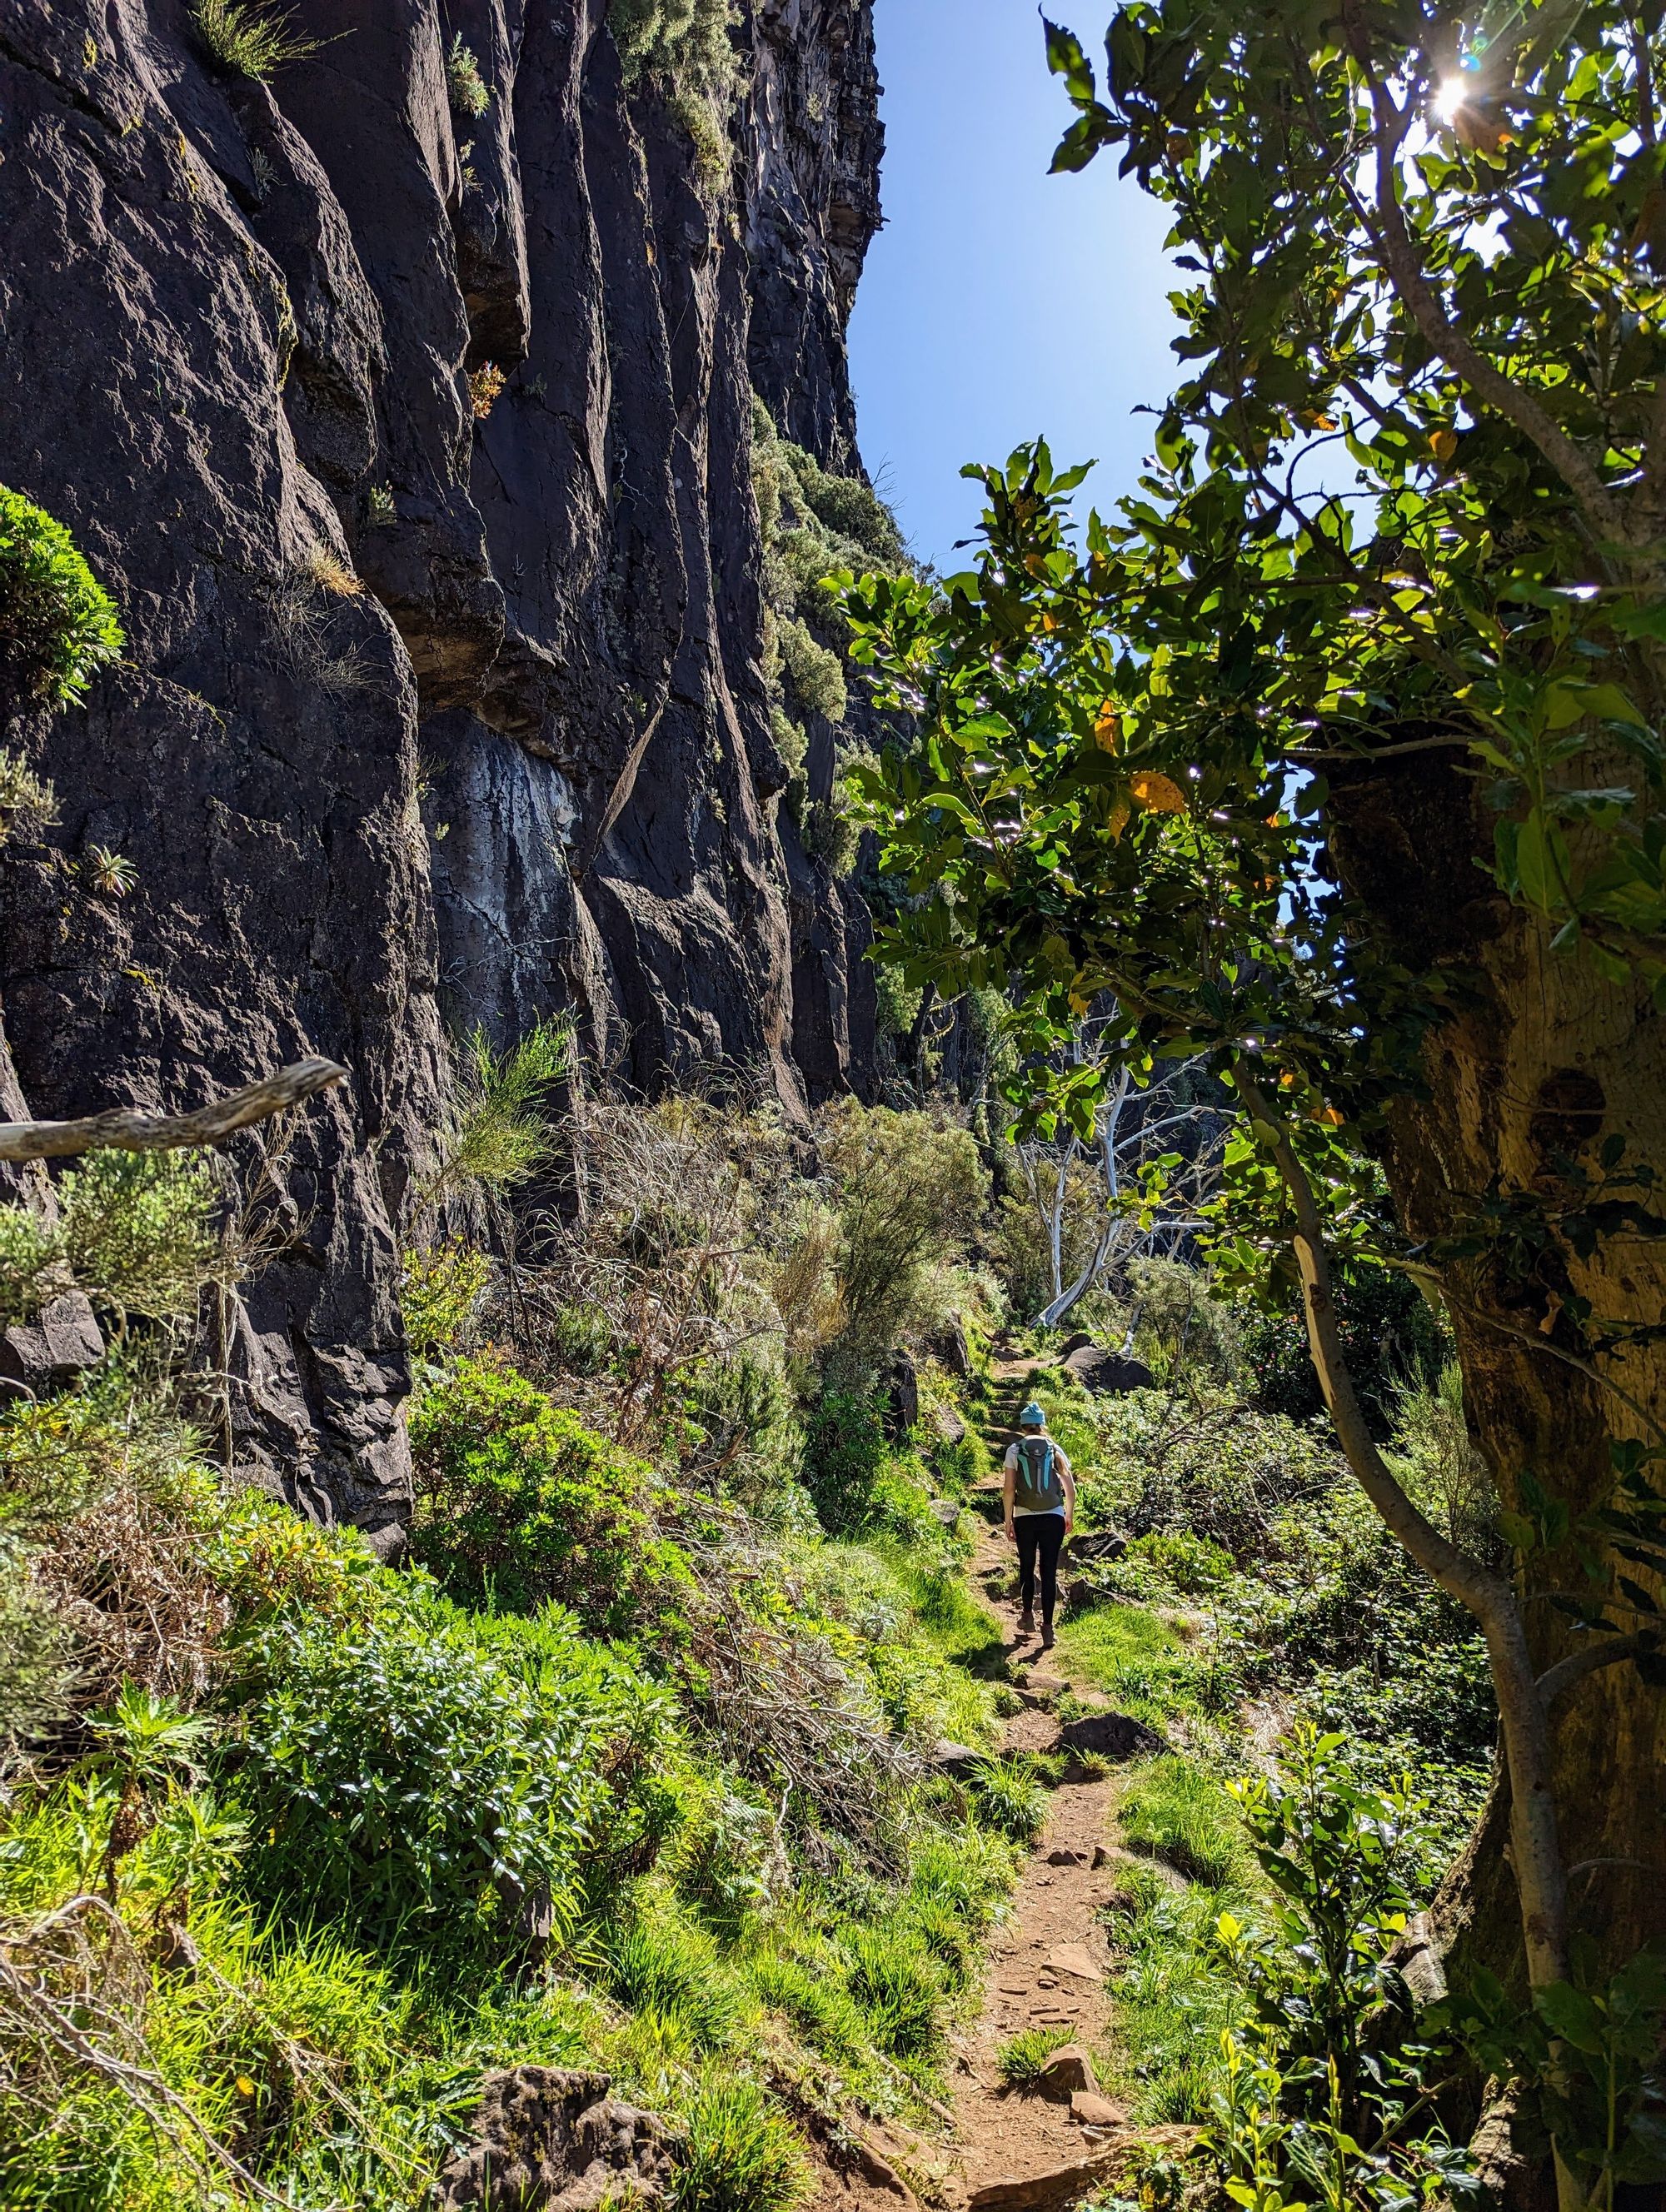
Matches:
[816,1349,1175,2212]
[936,1511,1135,2212]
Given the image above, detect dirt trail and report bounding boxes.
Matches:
[936,1514,1130,2211]
[816,1350,1167,2212]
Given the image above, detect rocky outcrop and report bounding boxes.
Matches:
[0,0,885,1528]
[436,2067,676,2210]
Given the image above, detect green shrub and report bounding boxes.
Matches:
[1239,1259,1446,1435]
[230,1587,654,1947]
[802,1388,889,1535]
[969,1754,1048,1845]
[611,0,735,94]
[1128,1530,1234,1594]
[0,1148,217,1332]
[0,486,123,707]
[0,1533,73,1749]
[821,1102,989,1380]
[996,2023,1075,2086]
[0,749,57,835]
[779,615,846,723]
[781,446,908,571]
[408,1357,686,1633]
[445,32,491,115]
[423,1018,571,1205]
[399,1238,491,1354]
[57,1148,218,1327]
[672,2073,812,2212]
[188,0,321,79]
[0,487,122,709]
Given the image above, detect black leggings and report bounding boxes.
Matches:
[1015,1513,1065,1626]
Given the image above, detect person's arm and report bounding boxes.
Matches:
[1058,1449,1076,1534]
[1002,1446,1016,1542]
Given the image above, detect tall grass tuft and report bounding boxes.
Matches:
[672,2073,813,2212]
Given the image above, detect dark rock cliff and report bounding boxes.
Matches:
[0,0,885,1535]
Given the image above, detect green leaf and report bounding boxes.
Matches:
[1043,17,1095,102]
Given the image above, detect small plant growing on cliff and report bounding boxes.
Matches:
[302,541,362,598]
[189,0,321,79]
[467,362,507,421]
[421,1017,571,1207]
[0,750,57,839]
[0,487,123,710]
[445,34,491,118]
[84,844,138,900]
[366,484,397,528]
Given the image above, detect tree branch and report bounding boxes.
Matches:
[1235,1066,1569,1989]
[0,1059,348,1163]
[1537,1632,1660,1710]
[1339,2,1637,550]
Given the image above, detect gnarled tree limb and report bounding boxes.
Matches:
[1538,1632,1660,1711]
[0,1058,347,1163]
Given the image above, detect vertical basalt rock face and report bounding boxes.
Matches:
[0,0,884,1528]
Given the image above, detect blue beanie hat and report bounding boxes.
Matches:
[1019,1401,1046,1427]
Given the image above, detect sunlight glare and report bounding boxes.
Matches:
[1434,77,1469,123]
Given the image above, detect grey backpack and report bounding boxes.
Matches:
[1013,1436,1063,1512]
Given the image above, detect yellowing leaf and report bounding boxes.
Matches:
[1129,770,1188,815]
[1106,796,1131,842]
[1429,428,1459,463]
[1041,612,1060,633]
[1307,1104,1345,1127]
[1095,705,1121,752]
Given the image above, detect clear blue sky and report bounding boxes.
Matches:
[847,0,1182,573]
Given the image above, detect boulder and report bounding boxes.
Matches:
[0,1293,104,1396]
[1065,1528,1128,1566]
[1035,2042,1099,2098]
[929,1497,961,1532]
[1054,1711,1168,1766]
[1062,1345,1156,1397]
[931,1400,969,1447]
[435,2068,676,2211]
[931,1314,974,1377]
[885,1351,920,1435]
[929,1739,984,1781]
[1070,2091,1128,2129]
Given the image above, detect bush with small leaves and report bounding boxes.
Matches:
[399,1238,491,1355]
[0,486,122,710]
[779,615,846,724]
[0,749,57,836]
[468,362,507,419]
[189,0,320,79]
[231,1585,665,1950]
[408,1356,690,1635]
[445,33,491,117]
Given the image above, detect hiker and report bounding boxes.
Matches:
[1002,1401,1075,1649]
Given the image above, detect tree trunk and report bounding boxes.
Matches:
[1326,746,1666,1980]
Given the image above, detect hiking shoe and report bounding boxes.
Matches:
[1040,1625,1055,1651]
[1018,1607,1035,1637]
